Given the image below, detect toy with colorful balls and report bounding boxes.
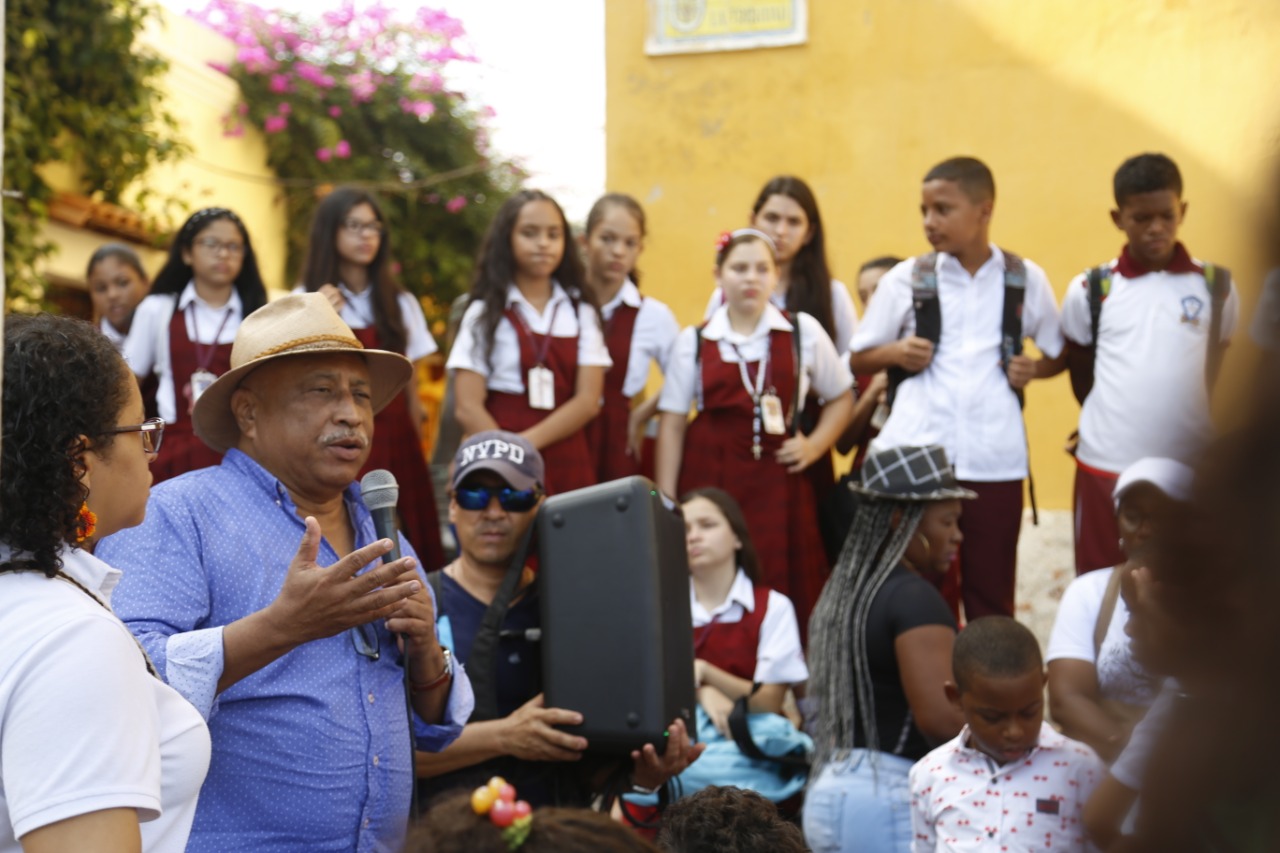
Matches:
[471,776,533,849]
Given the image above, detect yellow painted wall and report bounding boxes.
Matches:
[40,8,287,292]
[606,0,1280,509]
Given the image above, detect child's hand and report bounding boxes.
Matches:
[698,686,735,738]
[626,407,647,459]
[896,336,935,372]
[1005,354,1035,389]
[317,283,346,313]
[776,434,817,473]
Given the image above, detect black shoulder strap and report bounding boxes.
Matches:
[694,323,705,412]
[1087,264,1111,349]
[726,691,810,771]
[1000,249,1027,372]
[427,569,445,615]
[1204,263,1231,390]
[885,252,941,407]
[789,312,802,437]
[467,522,537,721]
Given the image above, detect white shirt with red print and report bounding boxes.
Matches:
[909,722,1104,852]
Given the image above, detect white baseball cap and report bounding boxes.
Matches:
[1113,457,1195,509]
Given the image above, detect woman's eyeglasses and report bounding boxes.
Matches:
[342,219,384,237]
[101,417,165,456]
[193,237,246,256]
[453,486,542,513]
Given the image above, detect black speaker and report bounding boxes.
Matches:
[537,475,696,755]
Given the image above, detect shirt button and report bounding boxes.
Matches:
[363,818,370,828]
[372,755,380,767]
[368,692,375,704]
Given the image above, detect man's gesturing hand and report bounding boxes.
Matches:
[270,516,422,643]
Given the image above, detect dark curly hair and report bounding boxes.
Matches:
[1,314,132,576]
[656,786,808,853]
[468,189,599,370]
[402,790,660,853]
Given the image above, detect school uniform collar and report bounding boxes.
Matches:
[936,244,1006,279]
[690,568,758,621]
[505,280,572,318]
[99,316,126,347]
[176,280,244,314]
[701,302,793,343]
[601,279,643,316]
[337,281,374,303]
[1115,242,1200,278]
[0,541,123,606]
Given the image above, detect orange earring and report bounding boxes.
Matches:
[74,502,98,543]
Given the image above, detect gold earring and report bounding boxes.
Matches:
[916,532,931,558]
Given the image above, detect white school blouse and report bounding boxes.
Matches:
[690,569,808,685]
[123,283,244,424]
[601,280,680,397]
[290,283,439,362]
[659,303,854,416]
[446,282,612,393]
[0,545,210,852]
[704,278,859,356]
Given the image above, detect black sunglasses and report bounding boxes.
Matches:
[454,486,542,512]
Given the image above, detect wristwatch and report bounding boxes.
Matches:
[410,648,453,693]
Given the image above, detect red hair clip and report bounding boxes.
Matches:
[471,776,533,849]
[714,230,733,254]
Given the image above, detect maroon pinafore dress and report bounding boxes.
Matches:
[586,302,641,483]
[485,307,596,496]
[151,305,230,483]
[351,326,446,571]
[693,585,770,680]
[678,328,828,639]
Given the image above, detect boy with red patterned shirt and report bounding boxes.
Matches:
[910,617,1103,852]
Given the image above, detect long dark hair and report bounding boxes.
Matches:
[0,314,133,576]
[151,207,268,315]
[584,192,647,286]
[470,189,596,369]
[751,176,836,339]
[680,487,763,584]
[300,187,409,354]
[86,242,148,282]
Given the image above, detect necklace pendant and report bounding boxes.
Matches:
[752,443,762,460]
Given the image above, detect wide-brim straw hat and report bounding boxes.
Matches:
[192,292,413,453]
[847,445,978,502]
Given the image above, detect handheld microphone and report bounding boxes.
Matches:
[359,469,401,564]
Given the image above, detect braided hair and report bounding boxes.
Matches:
[807,497,924,772]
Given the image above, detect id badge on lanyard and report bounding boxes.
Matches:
[186,304,233,413]
[515,301,562,411]
[760,392,786,435]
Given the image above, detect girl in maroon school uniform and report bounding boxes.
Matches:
[297,187,446,569]
[657,229,854,635]
[447,190,610,496]
[683,488,808,734]
[579,194,679,482]
[124,208,267,482]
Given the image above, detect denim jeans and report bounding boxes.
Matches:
[803,749,914,853]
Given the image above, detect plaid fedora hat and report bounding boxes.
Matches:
[192,293,413,453]
[848,445,978,502]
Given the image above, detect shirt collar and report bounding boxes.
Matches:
[506,281,571,315]
[0,541,125,606]
[953,721,1059,766]
[99,317,126,347]
[689,568,758,620]
[177,280,245,314]
[702,302,793,343]
[937,244,1004,278]
[338,281,373,302]
[1115,242,1200,278]
[602,279,643,315]
[223,448,367,522]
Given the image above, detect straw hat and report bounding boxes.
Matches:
[847,445,978,502]
[192,293,413,453]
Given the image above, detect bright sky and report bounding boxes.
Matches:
[164,0,607,221]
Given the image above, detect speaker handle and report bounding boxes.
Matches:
[467,513,538,721]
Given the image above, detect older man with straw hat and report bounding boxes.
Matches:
[99,293,474,853]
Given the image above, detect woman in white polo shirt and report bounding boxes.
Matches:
[0,314,209,852]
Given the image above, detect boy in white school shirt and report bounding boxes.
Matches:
[851,157,1065,621]
[1062,153,1239,576]
[909,617,1104,853]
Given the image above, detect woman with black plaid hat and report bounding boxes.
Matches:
[803,445,972,853]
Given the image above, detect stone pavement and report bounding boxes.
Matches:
[1014,508,1076,652]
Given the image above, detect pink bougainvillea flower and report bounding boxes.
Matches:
[237,102,250,115]
[263,115,288,134]
[268,74,290,94]
[335,140,351,159]
[445,195,467,213]
[277,102,292,115]
[328,105,342,118]
[207,60,230,74]
[223,124,246,138]
[316,147,333,162]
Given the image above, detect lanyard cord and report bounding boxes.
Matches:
[188,302,234,371]
[728,340,770,460]
[508,301,562,367]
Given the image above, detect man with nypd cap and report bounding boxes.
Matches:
[417,429,702,807]
[98,293,473,853]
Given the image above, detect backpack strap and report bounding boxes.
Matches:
[427,569,445,614]
[694,323,705,412]
[1204,263,1231,390]
[1087,264,1113,349]
[884,252,941,407]
[1093,567,1125,658]
[1000,249,1037,525]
